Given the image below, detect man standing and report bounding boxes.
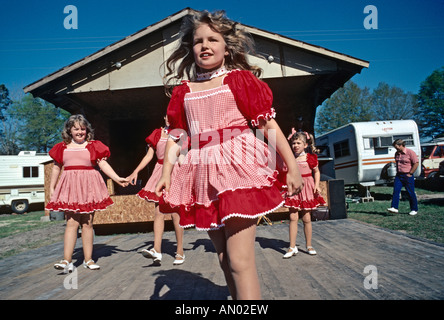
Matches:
[387,139,419,215]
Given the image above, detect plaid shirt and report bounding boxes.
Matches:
[395,147,418,173]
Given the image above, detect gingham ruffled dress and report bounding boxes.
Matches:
[162,69,284,230]
[284,153,326,210]
[45,141,113,214]
[137,128,180,213]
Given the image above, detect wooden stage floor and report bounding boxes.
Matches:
[1,219,443,300]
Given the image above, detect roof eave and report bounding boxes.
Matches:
[23,8,194,94]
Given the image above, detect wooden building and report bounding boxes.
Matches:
[25,8,368,231]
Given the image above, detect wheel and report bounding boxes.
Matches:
[11,200,29,214]
[427,171,437,180]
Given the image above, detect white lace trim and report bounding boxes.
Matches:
[250,108,276,127]
[184,88,231,101]
[178,200,284,231]
[46,203,114,214]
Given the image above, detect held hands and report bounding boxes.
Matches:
[126,171,138,185]
[115,177,130,187]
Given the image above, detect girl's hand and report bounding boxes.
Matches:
[155,175,170,197]
[286,169,304,196]
[126,172,138,185]
[313,185,321,195]
[49,187,55,199]
[115,177,130,187]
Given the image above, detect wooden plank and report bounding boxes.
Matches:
[0,219,443,300]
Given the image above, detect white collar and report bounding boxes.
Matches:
[196,66,228,81]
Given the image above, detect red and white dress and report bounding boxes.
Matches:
[284,153,326,210]
[137,128,180,213]
[45,141,113,214]
[163,69,284,230]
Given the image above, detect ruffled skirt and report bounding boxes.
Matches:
[46,169,113,214]
[162,131,285,230]
[137,162,180,214]
[284,175,326,210]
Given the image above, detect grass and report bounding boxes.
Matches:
[0,211,66,259]
[0,211,63,238]
[346,186,444,244]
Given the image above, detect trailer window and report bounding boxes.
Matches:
[23,166,39,178]
[380,136,392,147]
[364,136,393,149]
[393,134,414,146]
[333,140,350,158]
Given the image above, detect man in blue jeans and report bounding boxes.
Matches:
[387,139,419,215]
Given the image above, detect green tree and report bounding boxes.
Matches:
[315,81,372,135]
[8,94,71,153]
[416,67,444,138]
[0,84,12,120]
[371,82,418,121]
[0,84,20,154]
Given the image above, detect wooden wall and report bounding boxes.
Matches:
[44,159,331,226]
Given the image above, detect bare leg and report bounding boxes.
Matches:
[81,213,95,262]
[208,228,236,300]
[63,213,80,262]
[300,210,312,248]
[171,212,184,256]
[224,218,261,300]
[153,205,165,252]
[288,209,299,249]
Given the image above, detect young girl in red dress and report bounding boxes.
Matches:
[127,116,185,265]
[47,114,128,272]
[155,10,303,299]
[283,131,326,258]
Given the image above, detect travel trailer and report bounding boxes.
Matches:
[315,120,421,188]
[0,151,51,213]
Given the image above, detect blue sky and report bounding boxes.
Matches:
[1,0,443,98]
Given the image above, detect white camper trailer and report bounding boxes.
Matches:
[316,120,421,188]
[0,151,51,213]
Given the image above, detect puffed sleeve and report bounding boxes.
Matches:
[166,82,190,140]
[145,128,162,149]
[48,142,67,165]
[306,153,319,170]
[225,70,276,127]
[87,140,111,165]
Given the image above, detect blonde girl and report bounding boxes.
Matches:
[283,130,326,258]
[155,10,302,299]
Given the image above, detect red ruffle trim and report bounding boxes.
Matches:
[45,197,114,214]
[284,194,327,210]
[250,107,276,127]
[161,179,284,230]
[138,189,178,214]
[137,189,159,202]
